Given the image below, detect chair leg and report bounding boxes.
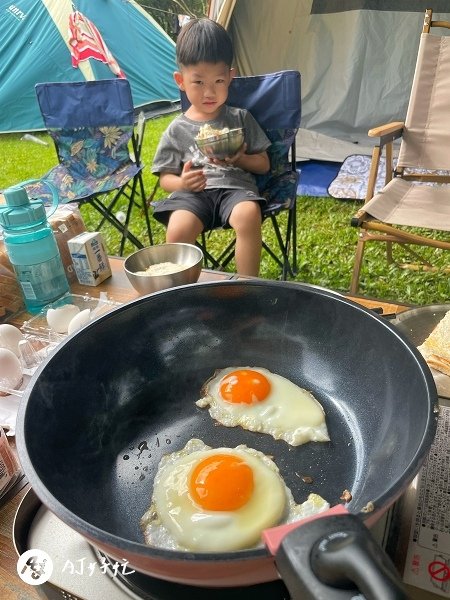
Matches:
[119,177,138,256]
[87,197,144,250]
[350,233,366,295]
[386,241,394,264]
[291,203,298,275]
[269,215,294,280]
[138,172,153,246]
[197,234,222,270]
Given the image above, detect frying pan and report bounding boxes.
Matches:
[16,281,437,598]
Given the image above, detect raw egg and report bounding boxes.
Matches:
[0,347,23,395]
[67,309,91,335]
[46,304,80,334]
[0,324,24,357]
[196,367,330,446]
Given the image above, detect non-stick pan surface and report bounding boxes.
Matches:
[16,281,437,588]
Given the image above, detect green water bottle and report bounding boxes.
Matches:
[0,180,69,313]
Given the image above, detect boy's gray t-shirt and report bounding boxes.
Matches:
[151,105,270,194]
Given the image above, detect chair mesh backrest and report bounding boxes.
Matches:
[181,70,301,208]
[397,33,450,170]
[35,79,135,178]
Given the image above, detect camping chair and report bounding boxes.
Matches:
[34,79,153,256]
[152,70,301,279]
[350,9,450,294]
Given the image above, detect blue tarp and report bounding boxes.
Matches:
[0,0,180,133]
[297,160,341,197]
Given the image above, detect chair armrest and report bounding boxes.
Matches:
[351,209,371,227]
[360,121,404,202]
[368,122,404,146]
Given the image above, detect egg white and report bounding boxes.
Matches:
[140,439,329,553]
[196,367,330,446]
[46,304,80,334]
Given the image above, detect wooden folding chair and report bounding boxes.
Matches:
[350,9,450,294]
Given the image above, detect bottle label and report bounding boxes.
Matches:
[15,255,68,302]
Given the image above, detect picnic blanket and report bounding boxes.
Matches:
[327,154,388,201]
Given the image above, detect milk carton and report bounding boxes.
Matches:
[68,232,112,286]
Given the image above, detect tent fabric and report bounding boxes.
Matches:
[0,0,180,133]
[209,0,450,161]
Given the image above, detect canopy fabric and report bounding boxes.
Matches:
[0,0,179,133]
[209,0,450,161]
[68,10,125,78]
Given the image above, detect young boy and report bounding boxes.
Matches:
[151,18,270,276]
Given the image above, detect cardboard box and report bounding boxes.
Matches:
[49,203,86,283]
[67,232,111,286]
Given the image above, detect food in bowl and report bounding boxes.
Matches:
[140,438,329,552]
[196,124,230,140]
[124,243,203,294]
[135,261,189,276]
[195,126,245,160]
[197,366,329,446]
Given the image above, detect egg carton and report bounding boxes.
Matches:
[21,292,122,342]
[0,333,59,435]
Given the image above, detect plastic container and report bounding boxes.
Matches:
[0,180,69,313]
[21,293,122,342]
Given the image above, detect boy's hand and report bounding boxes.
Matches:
[210,143,248,168]
[211,144,269,175]
[181,160,207,192]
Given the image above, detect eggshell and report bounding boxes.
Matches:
[47,304,80,334]
[0,324,25,357]
[0,347,23,395]
[67,309,91,335]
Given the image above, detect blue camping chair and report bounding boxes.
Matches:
[152,70,301,279]
[34,79,153,255]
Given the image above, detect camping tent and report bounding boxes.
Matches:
[0,0,180,133]
[209,0,450,161]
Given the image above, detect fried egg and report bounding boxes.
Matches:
[140,439,329,552]
[196,367,329,446]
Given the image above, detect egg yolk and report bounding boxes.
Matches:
[219,369,271,404]
[190,454,254,511]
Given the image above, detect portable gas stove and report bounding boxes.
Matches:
[14,490,290,600]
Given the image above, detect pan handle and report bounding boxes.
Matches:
[274,514,409,600]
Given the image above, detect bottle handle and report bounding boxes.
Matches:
[20,178,60,218]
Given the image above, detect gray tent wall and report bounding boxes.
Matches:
[210,0,450,161]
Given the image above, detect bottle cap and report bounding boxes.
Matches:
[0,186,46,229]
[3,187,29,207]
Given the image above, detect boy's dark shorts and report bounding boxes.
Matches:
[152,188,267,230]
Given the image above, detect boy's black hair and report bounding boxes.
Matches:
[176,18,233,67]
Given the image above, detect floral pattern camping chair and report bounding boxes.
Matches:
[34,79,152,255]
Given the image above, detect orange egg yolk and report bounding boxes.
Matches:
[190,454,254,511]
[219,369,271,404]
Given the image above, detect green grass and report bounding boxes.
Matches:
[1,119,449,306]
